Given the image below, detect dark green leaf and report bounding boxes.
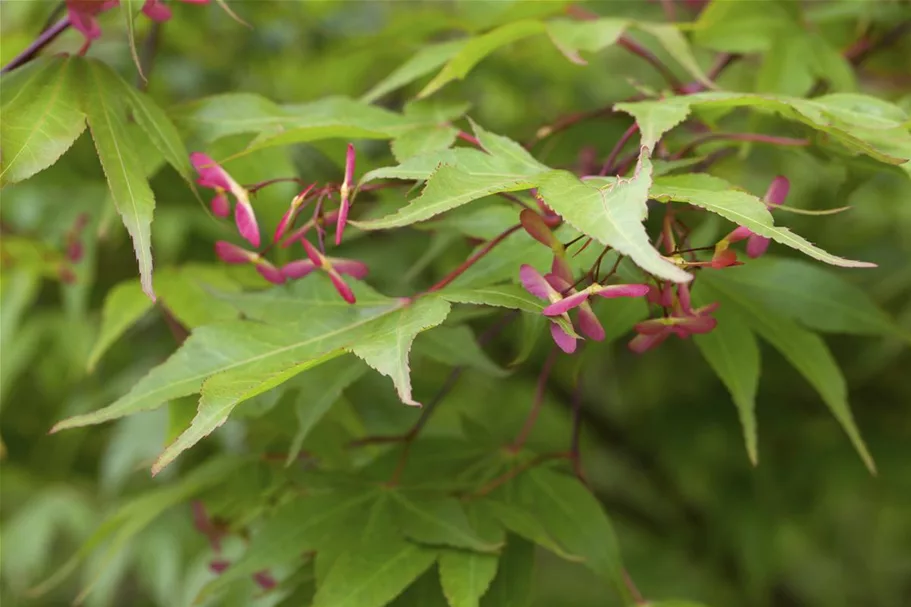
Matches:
[87,279,154,371]
[693,303,761,464]
[478,536,535,607]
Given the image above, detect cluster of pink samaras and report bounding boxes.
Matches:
[191,144,364,303]
[66,0,210,42]
[520,176,790,354]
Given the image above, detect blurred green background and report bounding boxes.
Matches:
[2,1,910,606]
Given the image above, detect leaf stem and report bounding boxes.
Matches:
[671,132,810,160]
[2,17,71,75]
[426,223,522,293]
[600,123,640,176]
[617,35,682,91]
[509,346,559,452]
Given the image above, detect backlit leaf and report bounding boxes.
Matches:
[362,39,467,103]
[420,21,545,98]
[0,57,86,185]
[75,58,157,299]
[650,174,876,268]
[537,160,692,283]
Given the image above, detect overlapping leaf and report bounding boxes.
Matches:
[701,279,876,473]
[650,174,876,268]
[52,280,451,472]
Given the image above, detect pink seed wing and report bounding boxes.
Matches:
[576,303,605,341]
[542,290,589,316]
[519,264,552,300]
[234,201,261,248]
[746,235,771,259]
[550,322,577,354]
[332,259,369,280]
[214,241,251,264]
[281,259,317,279]
[628,332,669,354]
[328,270,356,304]
[594,283,650,299]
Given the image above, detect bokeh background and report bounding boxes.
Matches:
[2,1,910,606]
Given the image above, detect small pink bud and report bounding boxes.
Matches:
[550,322,577,354]
[215,241,254,265]
[190,153,233,191]
[764,176,790,207]
[66,241,84,263]
[210,192,230,218]
[209,560,230,575]
[328,269,356,304]
[520,209,560,249]
[252,571,277,591]
[234,201,261,248]
[746,235,771,259]
[335,143,357,246]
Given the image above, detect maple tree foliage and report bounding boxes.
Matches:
[1,1,910,606]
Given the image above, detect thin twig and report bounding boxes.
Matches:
[510,346,560,451]
[617,35,682,90]
[2,17,71,75]
[671,132,810,160]
[426,224,522,293]
[846,19,911,66]
[600,123,640,176]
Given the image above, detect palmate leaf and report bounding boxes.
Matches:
[0,56,86,186]
[31,456,241,599]
[313,494,438,607]
[392,492,501,552]
[537,158,693,283]
[509,469,625,592]
[74,58,158,299]
[703,257,901,338]
[355,123,546,230]
[616,92,911,168]
[650,174,876,268]
[361,39,468,103]
[199,489,376,599]
[51,279,451,473]
[478,536,535,607]
[700,279,876,473]
[419,20,546,98]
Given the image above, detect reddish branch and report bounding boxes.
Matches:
[671,132,810,160]
[2,17,71,74]
[426,224,522,292]
[600,123,640,176]
[509,346,560,451]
